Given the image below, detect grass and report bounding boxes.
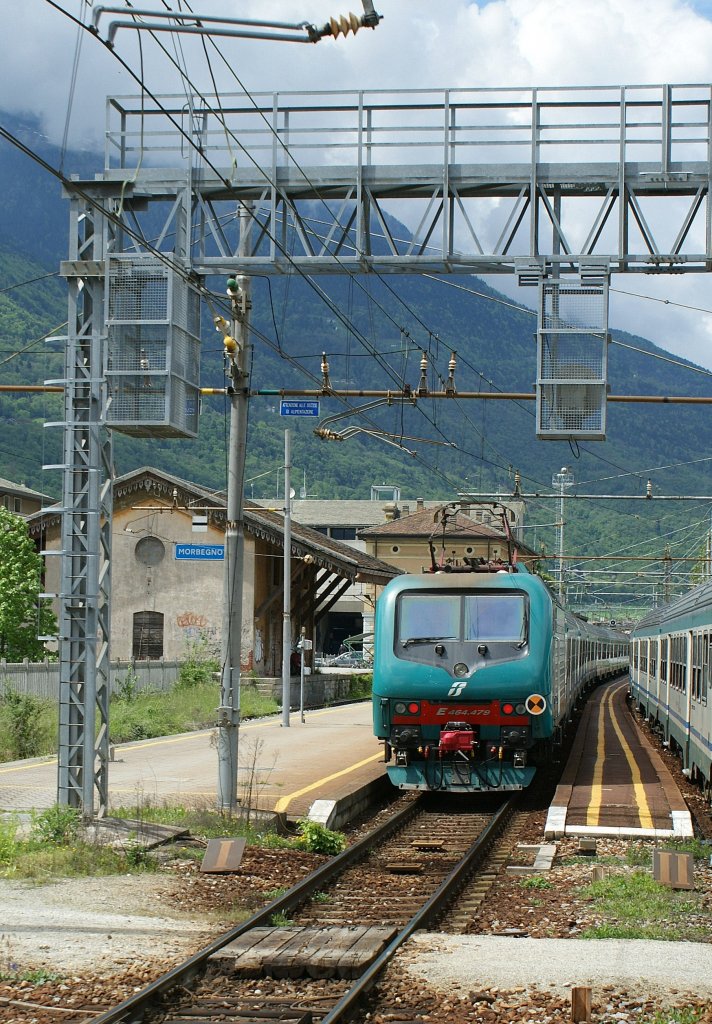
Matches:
[0,681,279,761]
[0,799,346,882]
[578,870,708,941]
[518,875,553,890]
[0,809,160,882]
[109,683,278,743]
[644,1010,704,1024]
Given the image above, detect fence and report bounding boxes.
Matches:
[0,660,181,700]
[0,661,371,709]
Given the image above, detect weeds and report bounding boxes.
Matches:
[175,638,219,690]
[0,685,46,759]
[268,911,295,927]
[311,890,332,904]
[114,670,140,703]
[518,875,553,890]
[30,805,80,845]
[0,966,63,984]
[109,683,277,745]
[264,886,288,900]
[0,816,19,864]
[644,1009,704,1024]
[296,820,346,855]
[579,871,707,941]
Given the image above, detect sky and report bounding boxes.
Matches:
[5,0,712,369]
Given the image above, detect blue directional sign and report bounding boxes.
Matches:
[280,400,320,417]
[175,544,224,561]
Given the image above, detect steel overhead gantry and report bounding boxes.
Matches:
[100,83,712,276]
[56,83,712,814]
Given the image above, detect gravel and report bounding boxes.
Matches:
[0,875,213,975]
[1,714,711,1022]
[400,932,712,998]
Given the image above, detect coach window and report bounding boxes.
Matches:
[692,635,701,701]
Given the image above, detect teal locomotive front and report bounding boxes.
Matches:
[372,567,555,791]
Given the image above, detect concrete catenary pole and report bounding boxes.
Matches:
[217,204,252,811]
[282,428,292,728]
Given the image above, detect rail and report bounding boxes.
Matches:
[88,794,517,1024]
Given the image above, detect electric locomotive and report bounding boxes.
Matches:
[372,564,628,792]
[630,584,712,801]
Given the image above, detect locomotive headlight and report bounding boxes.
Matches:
[515,703,526,715]
[394,702,407,714]
[453,662,469,677]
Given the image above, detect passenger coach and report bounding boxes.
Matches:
[630,584,712,801]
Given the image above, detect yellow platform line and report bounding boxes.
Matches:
[586,696,607,826]
[0,705,358,776]
[273,751,383,814]
[607,682,654,829]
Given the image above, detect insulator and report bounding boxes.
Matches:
[223,336,238,355]
[329,12,361,37]
[446,351,457,395]
[321,351,331,390]
[418,351,428,395]
[214,315,230,335]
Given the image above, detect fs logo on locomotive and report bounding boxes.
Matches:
[447,681,467,697]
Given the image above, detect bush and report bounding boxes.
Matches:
[0,816,19,864]
[30,805,80,845]
[0,685,44,759]
[176,639,219,690]
[114,670,140,703]
[296,819,346,855]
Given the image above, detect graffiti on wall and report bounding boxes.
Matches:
[177,611,218,649]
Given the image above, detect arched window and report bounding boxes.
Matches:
[133,611,164,660]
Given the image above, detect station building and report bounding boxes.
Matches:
[27,467,400,673]
[21,468,533,671]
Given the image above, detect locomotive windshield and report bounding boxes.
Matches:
[397,591,527,645]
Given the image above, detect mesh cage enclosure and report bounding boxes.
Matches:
[536,279,608,440]
[105,256,201,437]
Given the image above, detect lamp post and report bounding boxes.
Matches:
[552,466,575,602]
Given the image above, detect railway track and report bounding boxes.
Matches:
[89,793,518,1024]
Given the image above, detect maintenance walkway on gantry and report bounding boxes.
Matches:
[0,702,386,825]
[545,679,693,839]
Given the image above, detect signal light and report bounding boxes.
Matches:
[393,701,420,716]
[502,702,515,715]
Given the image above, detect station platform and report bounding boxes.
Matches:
[545,679,693,839]
[0,702,388,827]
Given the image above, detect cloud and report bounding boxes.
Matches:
[4,0,712,364]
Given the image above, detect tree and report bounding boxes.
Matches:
[0,507,57,661]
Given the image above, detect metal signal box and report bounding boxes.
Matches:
[105,256,201,437]
[536,278,609,441]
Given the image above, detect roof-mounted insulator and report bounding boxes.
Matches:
[446,351,457,396]
[418,352,429,396]
[646,479,653,499]
[321,352,331,391]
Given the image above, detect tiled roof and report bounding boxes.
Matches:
[30,467,401,585]
[0,477,55,501]
[359,508,505,539]
[253,498,440,528]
